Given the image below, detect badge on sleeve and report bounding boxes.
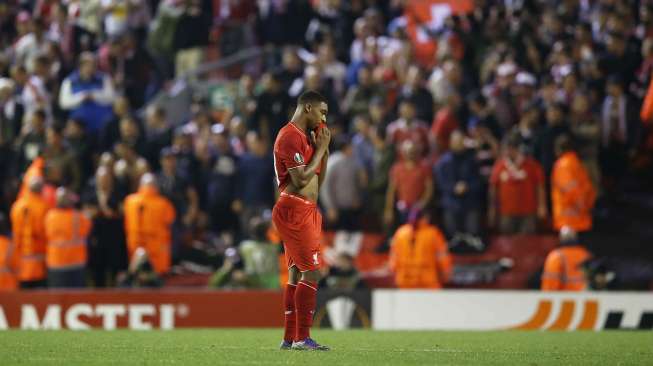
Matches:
[294,152,304,164]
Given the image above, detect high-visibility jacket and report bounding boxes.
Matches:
[18,157,44,200]
[124,186,175,274]
[45,209,91,271]
[541,245,591,291]
[0,236,20,290]
[551,152,596,231]
[389,222,452,289]
[10,191,50,281]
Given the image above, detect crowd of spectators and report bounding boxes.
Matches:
[0,0,652,289]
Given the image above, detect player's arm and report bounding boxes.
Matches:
[287,128,330,188]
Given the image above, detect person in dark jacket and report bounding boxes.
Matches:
[435,130,483,239]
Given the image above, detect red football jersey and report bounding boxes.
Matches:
[273,122,320,191]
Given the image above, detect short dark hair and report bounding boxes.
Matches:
[298,90,327,106]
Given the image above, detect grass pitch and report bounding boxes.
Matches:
[2,329,652,365]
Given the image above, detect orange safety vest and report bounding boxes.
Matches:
[45,209,92,271]
[18,157,45,200]
[389,222,452,289]
[0,236,19,291]
[541,245,591,291]
[551,152,596,231]
[124,186,176,274]
[10,191,49,282]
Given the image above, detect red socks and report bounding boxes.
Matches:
[295,280,318,341]
[283,283,297,342]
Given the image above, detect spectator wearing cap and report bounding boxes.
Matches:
[600,75,640,185]
[321,134,366,231]
[384,140,433,228]
[233,131,275,237]
[44,187,92,288]
[489,133,546,234]
[82,165,128,287]
[59,52,116,135]
[157,146,199,258]
[435,130,483,239]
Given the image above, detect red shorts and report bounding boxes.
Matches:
[272,192,323,272]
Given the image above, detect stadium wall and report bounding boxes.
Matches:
[372,291,653,331]
[1,290,651,331]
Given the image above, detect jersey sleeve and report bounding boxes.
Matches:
[277,131,306,170]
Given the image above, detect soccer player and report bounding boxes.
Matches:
[272,90,331,351]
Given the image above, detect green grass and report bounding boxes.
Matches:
[1,329,652,365]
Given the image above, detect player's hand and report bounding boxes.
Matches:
[316,126,331,151]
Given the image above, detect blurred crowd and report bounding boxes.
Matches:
[1,0,653,289]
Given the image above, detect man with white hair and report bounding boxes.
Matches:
[123,172,176,275]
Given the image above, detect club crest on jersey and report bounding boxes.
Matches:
[294,152,304,164]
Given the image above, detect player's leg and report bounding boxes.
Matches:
[292,268,329,350]
[280,265,299,349]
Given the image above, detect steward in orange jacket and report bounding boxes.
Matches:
[10,176,50,287]
[551,136,596,232]
[0,214,19,291]
[541,226,591,291]
[124,173,175,275]
[389,211,452,289]
[45,188,91,288]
